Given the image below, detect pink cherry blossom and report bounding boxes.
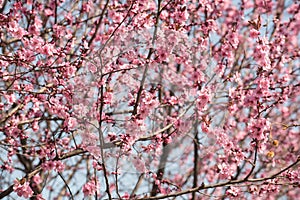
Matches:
[1,0,300,199]
[226,186,240,197]
[13,179,33,198]
[83,179,99,196]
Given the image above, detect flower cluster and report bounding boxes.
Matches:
[13,179,33,198]
[83,179,100,197]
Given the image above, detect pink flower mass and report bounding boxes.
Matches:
[13,179,33,198]
[0,0,300,199]
[83,179,100,197]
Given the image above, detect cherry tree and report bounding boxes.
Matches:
[1,0,300,199]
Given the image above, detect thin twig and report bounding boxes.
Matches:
[58,172,74,200]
